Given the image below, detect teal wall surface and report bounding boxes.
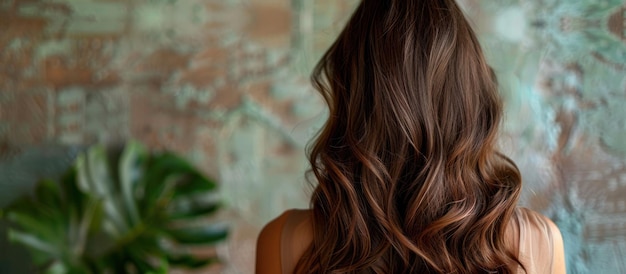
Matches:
[1,0,625,273]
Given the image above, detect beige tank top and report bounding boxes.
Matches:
[278,207,557,273]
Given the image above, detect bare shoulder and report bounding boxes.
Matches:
[256,210,291,274]
[256,209,313,274]
[515,208,561,236]
[286,208,313,233]
[282,209,314,273]
[515,207,566,274]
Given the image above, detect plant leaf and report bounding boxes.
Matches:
[126,246,159,273]
[8,230,60,255]
[5,196,38,218]
[146,257,169,274]
[86,145,115,197]
[77,146,129,235]
[141,152,213,215]
[7,211,63,247]
[140,155,173,213]
[87,146,125,221]
[166,253,218,268]
[172,176,217,199]
[165,225,228,245]
[33,180,68,238]
[119,141,146,226]
[168,202,221,220]
[75,153,91,195]
[35,179,62,209]
[59,167,85,226]
[142,172,182,216]
[43,261,85,274]
[5,188,67,245]
[6,142,226,273]
[73,197,103,258]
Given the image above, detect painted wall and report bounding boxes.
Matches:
[0,0,625,273]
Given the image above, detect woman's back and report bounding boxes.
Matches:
[257,0,567,272]
[256,208,566,274]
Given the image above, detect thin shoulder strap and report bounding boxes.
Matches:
[280,209,313,274]
[257,210,292,274]
[515,208,556,273]
[280,210,294,274]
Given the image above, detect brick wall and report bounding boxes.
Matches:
[1,0,626,273]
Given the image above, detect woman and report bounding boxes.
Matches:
[256,0,566,273]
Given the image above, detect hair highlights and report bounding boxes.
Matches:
[296,0,524,273]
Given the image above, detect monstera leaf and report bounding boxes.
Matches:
[1,141,227,274]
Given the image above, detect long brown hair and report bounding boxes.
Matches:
[296,0,524,273]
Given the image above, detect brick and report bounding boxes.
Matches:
[0,13,48,34]
[43,55,95,88]
[608,5,625,42]
[207,85,243,110]
[133,49,191,82]
[244,2,291,48]
[0,90,50,145]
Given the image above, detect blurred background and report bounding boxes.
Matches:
[1,0,625,273]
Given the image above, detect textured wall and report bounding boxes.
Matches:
[468,1,626,272]
[1,0,625,273]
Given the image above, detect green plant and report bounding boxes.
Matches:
[1,141,227,274]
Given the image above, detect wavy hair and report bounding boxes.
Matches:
[295,0,524,273]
